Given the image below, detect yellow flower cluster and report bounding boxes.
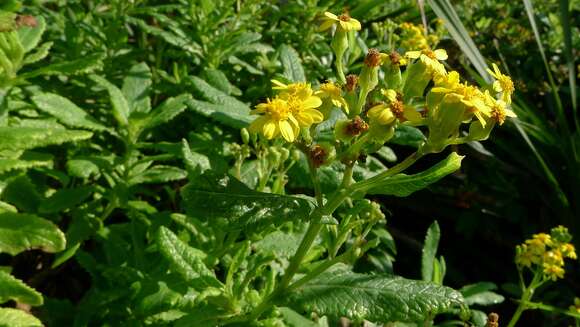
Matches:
[249,80,331,142]
[410,50,517,127]
[398,22,435,51]
[515,226,577,281]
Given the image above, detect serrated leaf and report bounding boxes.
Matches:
[0,157,52,174]
[17,16,45,52]
[23,41,52,65]
[1,175,42,212]
[19,53,104,79]
[181,172,314,231]
[32,93,107,131]
[0,212,66,255]
[145,94,191,130]
[0,127,92,152]
[0,271,43,306]
[365,152,463,196]
[38,186,93,214]
[122,62,152,114]
[289,269,463,323]
[421,221,440,282]
[157,227,221,289]
[279,44,306,82]
[0,308,43,327]
[90,75,130,126]
[129,165,186,185]
[463,291,504,306]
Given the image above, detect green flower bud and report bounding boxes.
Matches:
[240,128,250,144]
[291,149,301,162]
[424,94,466,153]
[279,147,290,162]
[550,225,572,243]
[402,61,431,101]
[331,29,349,59]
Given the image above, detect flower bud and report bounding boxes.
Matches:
[424,94,466,153]
[345,74,359,93]
[279,147,290,162]
[240,127,250,144]
[465,118,495,142]
[291,149,301,162]
[402,61,432,101]
[359,48,381,92]
[335,116,369,142]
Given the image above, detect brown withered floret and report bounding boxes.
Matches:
[364,48,382,67]
[309,145,327,168]
[15,15,37,28]
[345,74,358,92]
[338,13,351,21]
[345,116,369,136]
[390,101,405,121]
[389,51,402,66]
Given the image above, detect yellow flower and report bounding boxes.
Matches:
[368,103,395,125]
[316,82,349,113]
[560,243,577,259]
[399,22,430,51]
[368,89,421,124]
[543,250,564,267]
[516,245,538,268]
[277,83,324,127]
[249,98,300,142]
[432,71,461,92]
[543,263,565,281]
[271,80,311,98]
[533,233,553,246]
[319,12,361,32]
[487,63,515,104]
[406,48,448,78]
[483,90,516,125]
[433,82,491,127]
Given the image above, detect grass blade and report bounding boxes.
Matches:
[558,0,578,129]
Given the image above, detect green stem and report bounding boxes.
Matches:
[336,54,346,85]
[352,151,424,192]
[507,270,542,327]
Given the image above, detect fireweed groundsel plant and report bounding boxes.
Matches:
[1,2,577,326]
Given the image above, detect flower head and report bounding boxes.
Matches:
[319,12,361,32]
[483,90,516,125]
[249,98,299,142]
[406,49,447,79]
[316,81,349,112]
[487,63,514,104]
[543,263,565,281]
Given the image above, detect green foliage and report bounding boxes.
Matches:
[289,266,463,323]
[0,212,65,255]
[0,270,43,306]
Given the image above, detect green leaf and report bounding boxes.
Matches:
[90,75,130,126]
[289,269,463,322]
[17,16,45,52]
[278,307,318,327]
[66,159,100,179]
[185,76,252,129]
[365,152,463,196]
[122,62,152,114]
[390,125,425,148]
[421,221,440,282]
[181,139,210,179]
[157,227,221,289]
[279,44,306,82]
[1,175,42,212]
[0,308,43,327]
[0,271,43,306]
[38,186,93,214]
[0,127,92,152]
[181,172,314,231]
[145,94,191,130]
[0,212,66,255]
[129,165,186,185]
[32,93,107,131]
[19,53,104,79]
[201,68,241,96]
[23,41,52,65]
[0,157,52,174]
[460,282,505,306]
